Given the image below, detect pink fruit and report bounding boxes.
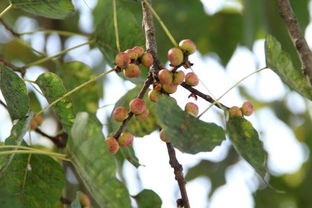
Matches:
[179,39,197,54]
[229,106,243,117]
[241,101,253,116]
[162,83,178,94]
[115,52,131,69]
[113,106,128,122]
[132,46,145,58]
[129,98,146,114]
[135,108,149,121]
[168,47,184,66]
[185,102,199,116]
[148,89,161,102]
[141,52,154,68]
[80,193,91,207]
[158,69,173,84]
[118,132,134,147]
[105,137,119,154]
[159,129,170,142]
[172,70,185,85]
[124,63,141,78]
[125,48,138,60]
[185,72,199,86]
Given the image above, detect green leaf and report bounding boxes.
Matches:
[60,62,101,113]
[265,35,312,101]
[0,188,23,208]
[0,154,65,208]
[155,97,226,154]
[134,189,162,208]
[36,72,75,133]
[226,115,267,177]
[0,64,29,120]
[70,192,82,208]
[10,0,74,19]
[108,85,159,137]
[116,147,141,168]
[28,92,42,113]
[68,112,131,208]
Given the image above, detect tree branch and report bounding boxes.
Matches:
[0,55,25,74]
[35,127,67,148]
[276,0,312,85]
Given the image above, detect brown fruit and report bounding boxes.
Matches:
[185,102,199,116]
[241,101,253,116]
[30,114,43,130]
[162,83,178,94]
[185,72,199,86]
[159,129,170,142]
[125,48,138,60]
[129,98,146,114]
[229,106,243,117]
[141,52,154,68]
[113,106,128,122]
[118,132,134,147]
[148,89,161,102]
[105,136,119,154]
[132,46,145,58]
[158,69,173,84]
[124,63,141,78]
[168,47,184,66]
[172,70,185,85]
[115,52,131,69]
[179,39,197,54]
[135,108,149,121]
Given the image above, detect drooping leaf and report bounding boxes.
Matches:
[227,115,268,178]
[155,96,226,154]
[60,62,101,113]
[134,189,162,208]
[108,85,159,138]
[0,64,29,120]
[265,35,312,101]
[10,0,74,19]
[68,112,131,208]
[0,154,65,208]
[116,147,141,168]
[28,91,42,113]
[36,72,75,133]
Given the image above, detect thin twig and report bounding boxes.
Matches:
[0,18,20,37]
[0,55,25,74]
[35,127,67,148]
[276,0,312,85]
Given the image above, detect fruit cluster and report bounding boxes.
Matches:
[114,46,154,78]
[228,101,254,117]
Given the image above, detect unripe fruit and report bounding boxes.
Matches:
[125,48,138,60]
[118,132,134,147]
[141,52,154,68]
[172,70,185,85]
[80,193,91,207]
[132,46,145,58]
[185,102,199,116]
[159,129,170,142]
[135,108,149,121]
[158,69,173,84]
[168,47,184,66]
[179,39,197,54]
[115,52,131,69]
[241,101,253,116]
[148,89,161,102]
[229,106,243,117]
[124,63,141,78]
[129,98,146,114]
[113,106,128,122]
[105,137,119,154]
[185,72,199,86]
[162,83,178,94]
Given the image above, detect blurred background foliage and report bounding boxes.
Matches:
[0,0,311,207]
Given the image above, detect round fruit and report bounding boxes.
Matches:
[125,48,138,60]
[179,39,197,54]
[105,137,119,154]
[148,89,161,102]
[30,114,43,130]
[129,98,146,114]
[112,106,128,122]
[168,47,184,66]
[115,52,131,69]
[172,70,185,85]
[185,72,199,86]
[141,52,154,68]
[185,102,199,116]
[132,46,145,58]
[124,63,141,78]
[135,108,149,121]
[158,69,173,84]
[241,101,253,116]
[162,83,178,94]
[80,193,91,207]
[118,132,134,147]
[229,106,243,117]
[159,129,170,142]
